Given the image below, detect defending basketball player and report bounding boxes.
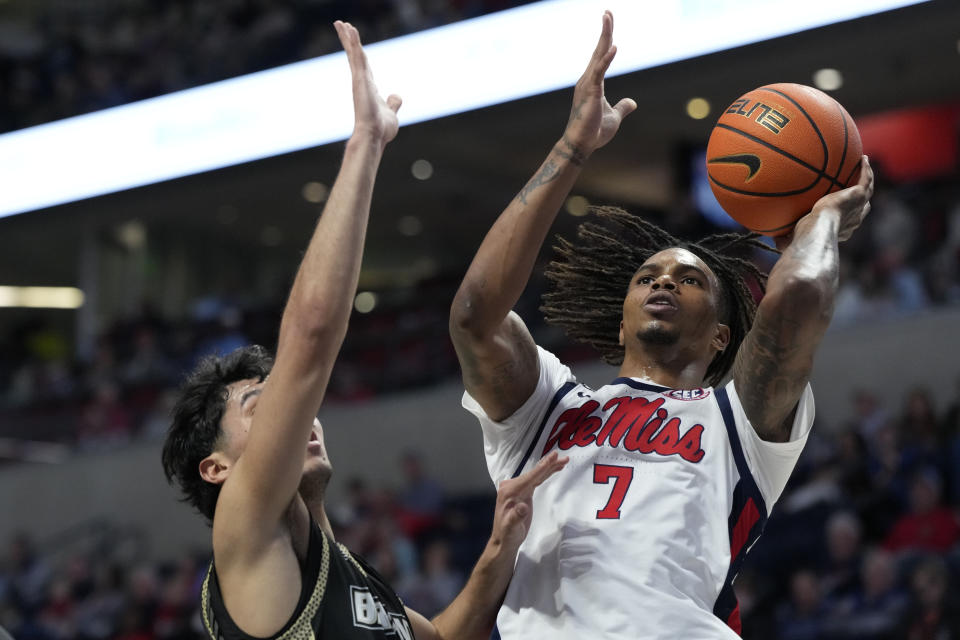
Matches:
[161,21,566,640]
[449,11,873,639]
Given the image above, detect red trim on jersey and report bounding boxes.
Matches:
[727,603,742,635]
[730,497,760,560]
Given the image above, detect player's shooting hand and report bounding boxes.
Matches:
[811,155,874,242]
[490,451,569,552]
[776,156,874,250]
[563,11,637,156]
[335,20,401,148]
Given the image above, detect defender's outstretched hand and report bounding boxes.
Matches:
[564,11,637,156]
[334,20,401,147]
[491,452,569,551]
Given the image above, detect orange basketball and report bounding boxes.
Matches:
[705,83,862,236]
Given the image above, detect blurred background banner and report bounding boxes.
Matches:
[0,0,929,218]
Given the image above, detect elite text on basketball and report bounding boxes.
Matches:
[725,98,791,134]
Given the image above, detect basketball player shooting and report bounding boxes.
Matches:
[449,11,873,639]
[161,21,566,640]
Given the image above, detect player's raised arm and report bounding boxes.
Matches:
[404,453,569,640]
[449,10,636,421]
[213,20,400,552]
[733,157,873,442]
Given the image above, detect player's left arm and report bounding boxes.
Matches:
[404,453,568,640]
[733,156,874,442]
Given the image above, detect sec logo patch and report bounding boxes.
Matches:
[663,388,711,401]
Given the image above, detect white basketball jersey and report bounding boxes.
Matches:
[463,347,814,639]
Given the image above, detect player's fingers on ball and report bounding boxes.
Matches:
[860,156,873,187]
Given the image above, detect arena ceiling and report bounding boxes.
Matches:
[0,0,958,295]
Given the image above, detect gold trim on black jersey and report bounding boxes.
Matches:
[201,532,331,640]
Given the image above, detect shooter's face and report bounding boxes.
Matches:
[213,378,332,482]
[619,248,729,364]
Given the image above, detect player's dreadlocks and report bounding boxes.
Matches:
[541,206,776,387]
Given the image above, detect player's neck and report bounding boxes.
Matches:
[312,508,334,540]
[300,492,335,540]
[618,348,709,390]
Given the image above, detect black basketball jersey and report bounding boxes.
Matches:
[200,518,413,640]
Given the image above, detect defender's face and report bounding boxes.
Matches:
[217,378,331,478]
[620,248,727,357]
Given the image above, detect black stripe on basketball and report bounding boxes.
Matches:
[759,87,830,174]
[822,102,851,197]
[708,173,826,198]
[709,123,844,194]
[833,104,850,183]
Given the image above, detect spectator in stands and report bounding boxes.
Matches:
[399,539,465,618]
[829,547,909,639]
[4,533,50,613]
[774,569,829,640]
[122,326,175,387]
[74,564,125,640]
[895,387,941,459]
[832,427,875,509]
[820,511,864,600]
[396,451,446,539]
[898,555,960,639]
[884,468,960,554]
[852,389,891,445]
[867,423,913,518]
[77,382,133,450]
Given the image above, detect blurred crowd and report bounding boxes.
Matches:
[2,381,960,639]
[0,273,459,456]
[829,173,960,326]
[0,0,533,134]
[734,377,960,638]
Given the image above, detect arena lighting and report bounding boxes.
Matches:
[686,97,712,120]
[0,0,928,219]
[813,68,844,91]
[0,286,85,309]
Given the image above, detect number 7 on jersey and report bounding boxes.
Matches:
[593,463,634,519]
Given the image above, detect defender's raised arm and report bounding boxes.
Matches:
[200,21,401,636]
[449,11,636,421]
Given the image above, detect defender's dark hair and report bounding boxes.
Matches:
[541,206,775,387]
[161,345,273,523]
